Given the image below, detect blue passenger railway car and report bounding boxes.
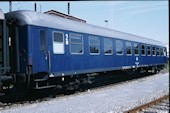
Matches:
[0,9,167,94]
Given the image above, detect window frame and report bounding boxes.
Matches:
[52,31,64,54]
[70,33,84,55]
[116,40,123,55]
[163,47,167,56]
[152,46,156,56]
[89,36,100,55]
[126,42,132,56]
[134,43,139,56]
[141,44,146,56]
[156,47,160,56]
[147,45,151,56]
[160,47,163,56]
[104,38,113,55]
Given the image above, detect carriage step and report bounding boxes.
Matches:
[33,78,48,82]
[34,85,56,90]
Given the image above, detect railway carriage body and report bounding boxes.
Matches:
[0,10,167,92]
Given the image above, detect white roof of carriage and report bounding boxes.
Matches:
[5,10,165,47]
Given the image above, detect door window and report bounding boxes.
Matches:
[40,30,46,51]
[53,31,64,54]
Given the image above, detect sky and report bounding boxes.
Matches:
[0,1,169,45]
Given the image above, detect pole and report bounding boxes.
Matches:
[9,0,12,12]
[34,3,37,12]
[68,2,70,15]
[105,20,108,28]
[40,4,41,13]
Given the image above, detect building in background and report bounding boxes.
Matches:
[44,10,86,23]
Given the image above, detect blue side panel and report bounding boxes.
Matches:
[26,25,167,76]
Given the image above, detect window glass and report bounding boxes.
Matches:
[89,37,100,54]
[152,46,156,56]
[90,45,100,53]
[53,32,64,54]
[160,48,163,56]
[40,30,46,51]
[141,44,145,55]
[89,38,99,45]
[157,47,160,56]
[104,38,113,55]
[54,33,63,42]
[147,45,151,56]
[71,37,82,43]
[116,40,123,55]
[70,34,83,54]
[134,43,139,55]
[104,38,112,45]
[163,47,167,56]
[126,42,132,55]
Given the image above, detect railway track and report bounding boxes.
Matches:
[125,94,169,113]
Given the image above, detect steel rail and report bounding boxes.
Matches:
[124,94,169,113]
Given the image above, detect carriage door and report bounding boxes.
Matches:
[0,20,3,73]
[38,29,50,72]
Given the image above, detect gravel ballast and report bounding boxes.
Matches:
[0,72,169,113]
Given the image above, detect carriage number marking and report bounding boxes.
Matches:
[65,34,69,45]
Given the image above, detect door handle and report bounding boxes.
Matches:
[48,51,51,72]
[42,50,48,60]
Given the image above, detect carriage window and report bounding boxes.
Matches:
[134,43,139,56]
[163,47,167,56]
[116,40,123,55]
[152,46,156,56]
[157,47,160,56]
[89,36,100,54]
[104,38,113,55]
[160,48,163,56]
[70,33,83,54]
[141,44,145,55]
[147,45,151,56]
[53,32,64,54]
[40,30,46,51]
[126,42,132,55]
